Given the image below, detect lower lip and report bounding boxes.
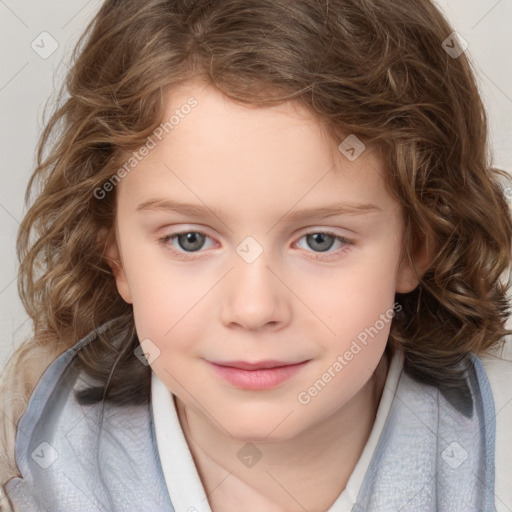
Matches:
[208,361,309,390]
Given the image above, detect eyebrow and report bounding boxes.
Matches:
[136,197,382,221]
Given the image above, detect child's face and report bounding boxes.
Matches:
[107,80,420,441]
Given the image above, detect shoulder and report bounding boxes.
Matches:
[3,325,171,511]
[478,341,512,512]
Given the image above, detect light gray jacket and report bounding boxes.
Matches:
[3,324,499,511]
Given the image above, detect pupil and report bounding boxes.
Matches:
[179,232,204,251]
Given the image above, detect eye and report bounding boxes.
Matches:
[294,231,354,260]
[158,229,355,260]
[158,230,215,255]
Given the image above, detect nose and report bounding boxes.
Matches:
[219,247,291,332]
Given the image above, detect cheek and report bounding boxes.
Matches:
[117,229,175,299]
[130,277,201,348]
[312,251,400,345]
[118,241,186,342]
[300,273,396,413]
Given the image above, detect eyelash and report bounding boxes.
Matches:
[157,228,355,261]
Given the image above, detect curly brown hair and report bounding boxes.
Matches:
[1,0,511,482]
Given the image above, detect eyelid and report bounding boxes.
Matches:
[161,223,354,239]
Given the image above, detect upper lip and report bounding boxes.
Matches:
[210,360,308,370]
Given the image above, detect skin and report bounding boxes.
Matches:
[105,80,431,511]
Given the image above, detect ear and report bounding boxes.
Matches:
[98,227,133,304]
[395,231,436,293]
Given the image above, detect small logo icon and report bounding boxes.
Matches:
[338,134,366,161]
[236,442,263,468]
[236,236,263,264]
[31,442,59,469]
[31,32,59,59]
[442,32,468,59]
[134,338,161,365]
[441,441,468,469]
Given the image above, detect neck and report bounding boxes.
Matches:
[176,349,391,512]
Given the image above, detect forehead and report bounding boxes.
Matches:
[115,81,397,220]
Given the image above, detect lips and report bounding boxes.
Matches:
[207,359,310,390]
[211,360,305,370]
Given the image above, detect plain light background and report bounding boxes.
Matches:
[1,0,511,370]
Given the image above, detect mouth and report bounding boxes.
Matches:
[207,359,310,390]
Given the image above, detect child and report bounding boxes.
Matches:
[1,0,511,510]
